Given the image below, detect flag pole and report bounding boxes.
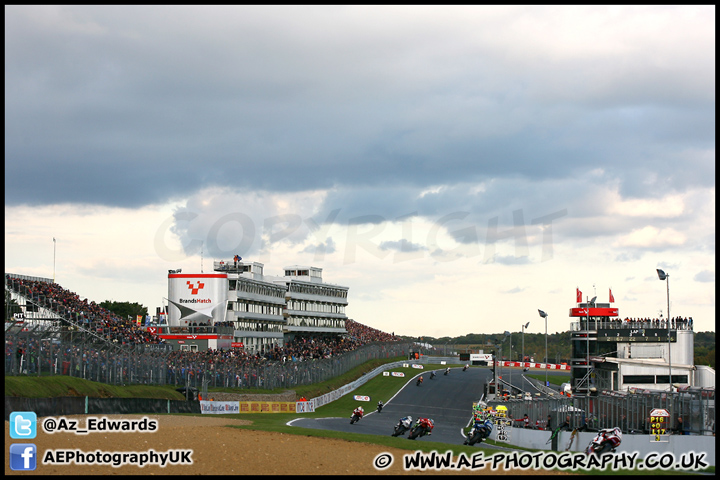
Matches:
[53,237,56,283]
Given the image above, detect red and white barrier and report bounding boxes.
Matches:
[493,361,570,371]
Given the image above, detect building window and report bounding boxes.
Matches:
[622,375,655,384]
[655,375,689,384]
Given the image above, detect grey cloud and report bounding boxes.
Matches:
[301,237,337,255]
[615,252,643,262]
[5,6,715,210]
[485,255,530,266]
[378,239,427,253]
[693,270,715,283]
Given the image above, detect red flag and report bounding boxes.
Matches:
[609,288,615,303]
[576,288,582,303]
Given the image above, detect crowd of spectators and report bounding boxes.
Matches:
[619,316,693,330]
[586,316,694,330]
[5,275,404,378]
[345,319,403,343]
[6,276,165,347]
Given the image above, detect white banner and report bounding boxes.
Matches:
[411,364,424,369]
[200,400,240,414]
[353,395,370,401]
[296,401,315,413]
[391,372,405,377]
[470,353,493,362]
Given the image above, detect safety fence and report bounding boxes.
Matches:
[4,396,201,420]
[5,325,410,392]
[487,388,715,436]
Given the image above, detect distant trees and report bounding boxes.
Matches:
[99,300,147,319]
[406,330,715,367]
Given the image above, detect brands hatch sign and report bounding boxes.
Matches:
[167,273,228,326]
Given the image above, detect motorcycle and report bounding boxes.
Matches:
[350,408,364,425]
[408,418,434,440]
[377,401,384,413]
[463,364,469,371]
[444,368,450,376]
[585,427,622,455]
[464,418,493,446]
[391,416,413,437]
[416,376,424,386]
[430,371,436,380]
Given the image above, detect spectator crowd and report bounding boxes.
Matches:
[5,275,405,384]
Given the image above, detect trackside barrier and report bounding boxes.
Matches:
[199,400,297,414]
[4,396,200,420]
[488,389,715,437]
[299,360,409,413]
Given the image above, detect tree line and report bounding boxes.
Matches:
[401,330,715,369]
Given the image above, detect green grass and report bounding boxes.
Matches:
[205,355,409,400]
[4,375,188,399]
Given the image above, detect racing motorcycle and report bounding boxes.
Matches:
[444,367,450,375]
[430,371,436,380]
[377,401,384,413]
[463,364,469,371]
[585,427,622,455]
[350,407,364,425]
[391,416,413,437]
[464,418,493,446]
[416,376,424,386]
[408,418,434,440]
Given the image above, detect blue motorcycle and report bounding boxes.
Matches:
[464,418,493,446]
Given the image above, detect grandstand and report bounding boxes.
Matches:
[6,274,167,351]
[5,273,408,390]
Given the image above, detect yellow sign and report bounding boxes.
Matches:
[237,401,296,413]
[649,408,670,442]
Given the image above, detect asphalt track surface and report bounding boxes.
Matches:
[289,367,493,446]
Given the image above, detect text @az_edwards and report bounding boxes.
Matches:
[42,416,158,434]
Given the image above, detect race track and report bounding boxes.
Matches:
[289,367,493,445]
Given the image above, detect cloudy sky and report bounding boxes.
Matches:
[5,5,715,338]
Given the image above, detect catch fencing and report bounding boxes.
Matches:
[487,388,715,436]
[5,324,410,392]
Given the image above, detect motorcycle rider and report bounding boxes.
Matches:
[430,371,436,379]
[377,401,384,413]
[394,415,413,435]
[465,415,493,444]
[416,417,434,436]
[416,375,424,386]
[586,427,622,455]
[353,406,364,419]
[445,367,451,375]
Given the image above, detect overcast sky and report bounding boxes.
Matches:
[5,5,715,339]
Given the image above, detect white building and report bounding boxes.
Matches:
[569,301,714,393]
[163,260,348,352]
